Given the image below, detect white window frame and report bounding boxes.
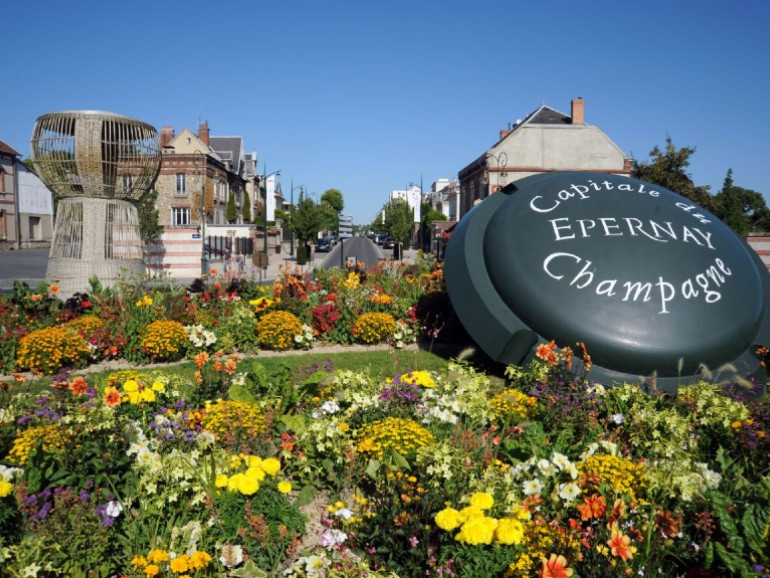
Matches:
[171,207,190,226]
[175,173,186,196]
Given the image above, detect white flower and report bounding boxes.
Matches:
[537,459,557,477]
[334,508,354,520]
[565,463,579,480]
[599,440,618,455]
[319,528,347,548]
[579,442,599,461]
[611,413,625,424]
[551,452,571,471]
[219,544,244,568]
[320,400,340,415]
[105,500,123,518]
[558,482,581,502]
[522,478,542,496]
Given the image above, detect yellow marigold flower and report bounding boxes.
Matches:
[238,476,260,495]
[245,455,262,468]
[124,379,139,392]
[228,473,245,492]
[459,506,484,522]
[495,517,525,545]
[144,564,160,577]
[151,381,165,392]
[245,466,266,482]
[338,422,350,433]
[490,388,538,421]
[131,555,148,567]
[148,549,169,563]
[356,417,434,459]
[0,481,13,498]
[435,507,463,531]
[189,551,212,569]
[277,481,292,494]
[215,474,229,488]
[261,457,281,476]
[456,516,498,545]
[170,555,190,573]
[469,492,495,510]
[139,388,156,403]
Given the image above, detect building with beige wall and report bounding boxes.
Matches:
[458,98,631,217]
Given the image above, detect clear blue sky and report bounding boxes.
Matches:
[3,0,769,224]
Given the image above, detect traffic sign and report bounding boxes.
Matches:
[339,215,353,223]
[339,232,353,239]
[339,225,353,233]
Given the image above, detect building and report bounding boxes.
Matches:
[0,139,53,249]
[458,98,631,217]
[147,122,259,278]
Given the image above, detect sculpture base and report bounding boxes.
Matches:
[47,197,145,297]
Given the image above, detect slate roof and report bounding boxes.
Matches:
[209,137,243,175]
[0,139,20,157]
[524,103,572,125]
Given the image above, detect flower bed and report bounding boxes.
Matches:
[0,255,443,377]
[0,340,769,577]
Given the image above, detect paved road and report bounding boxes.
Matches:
[317,236,394,269]
[0,248,49,292]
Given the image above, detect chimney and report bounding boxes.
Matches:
[499,129,511,140]
[160,126,174,147]
[571,97,584,125]
[198,121,210,146]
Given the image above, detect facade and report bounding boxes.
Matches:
[428,178,460,222]
[458,98,631,217]
[0,139,54,249]
[148,122,259,278]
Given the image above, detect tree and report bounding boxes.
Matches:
[226,190,237,223]
[632,136,717,212]
[319,188,345,231]
[383,198,413,245]
[715,169,770,235]
[288,191,325,246]
[241,190,251,223]
[137,188,163,243]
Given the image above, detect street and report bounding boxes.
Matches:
[0,248,48,292]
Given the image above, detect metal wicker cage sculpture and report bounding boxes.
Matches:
[30,111,161,297]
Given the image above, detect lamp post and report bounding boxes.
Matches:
[262,167,282,258]
[288,181,305,256]
[194,151,208,276]
[482,151,508,197]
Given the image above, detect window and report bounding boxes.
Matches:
[171,207,190,226]
[176,173,186,195]
[122,174,133,192]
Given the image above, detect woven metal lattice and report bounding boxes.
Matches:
[30,110,161,200]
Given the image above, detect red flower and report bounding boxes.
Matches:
[70,376,89,396]
[81,300,92,308]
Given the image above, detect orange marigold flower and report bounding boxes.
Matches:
[535,340,557,360]
[209,268,218,275]
[224,358,238,375]
[579,341,592,372]
[607,525,634,561]
[103,387,122,407]
[577,493,607,522]
[540,553,574,578]
[213,361,223,372]
[49,284,60,294]
[70,376,89,396]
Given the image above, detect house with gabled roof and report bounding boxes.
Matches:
[457,98,631,217]
[0,138,53,249]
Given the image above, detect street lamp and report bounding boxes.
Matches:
[481,151,508,194]
[288,181,305,256]
[262,167,282,258]
[193,151,208,276]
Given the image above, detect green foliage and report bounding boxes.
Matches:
[632,135,717,212]
[714,169,770,235]
[242,190,252,223]
[227,190,238,223]
[296,242,309,265]
[383,198,413,245]
[289,192,325,245]
[321,188,345,213]
[137,188,163,243]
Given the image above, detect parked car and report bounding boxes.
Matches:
[375,233,387,245]
[315,236,334,252]
[382,237,396,249]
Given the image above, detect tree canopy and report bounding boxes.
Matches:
[714,169,770,235]
[226,190,237,223]
[383,198,413,245]
[241,190,251,223]
[631,136,716,212]
[288,191,325,244]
